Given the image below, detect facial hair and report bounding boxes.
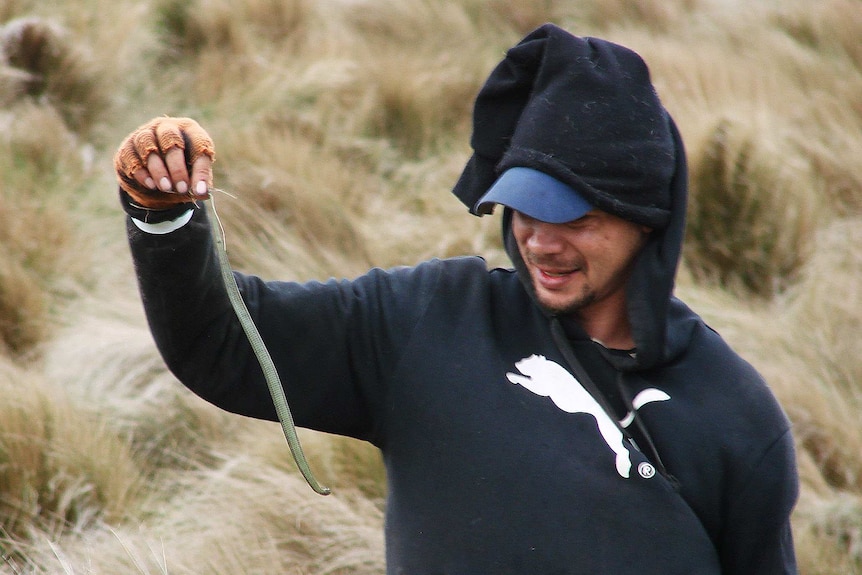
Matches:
[524,252,597,316]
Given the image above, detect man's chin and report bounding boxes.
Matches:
[534,290,594,316]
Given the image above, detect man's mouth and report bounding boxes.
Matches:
[534,265,583,289]
[526,255,583,287]
[540,269,575,278]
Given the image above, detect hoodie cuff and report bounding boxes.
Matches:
[119,189,197,233]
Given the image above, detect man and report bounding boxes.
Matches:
[115,24,798,574]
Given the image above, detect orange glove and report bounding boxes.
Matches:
[114,117,216,209]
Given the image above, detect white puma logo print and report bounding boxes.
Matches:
[506,355,669,478]
[620,388,670,428]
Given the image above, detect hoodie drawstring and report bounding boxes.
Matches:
[549,317,679,490]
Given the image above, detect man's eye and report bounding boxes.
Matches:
[567,217,591,229]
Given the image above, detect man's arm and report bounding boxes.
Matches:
[116,117,379,440]
[719,427,799,574]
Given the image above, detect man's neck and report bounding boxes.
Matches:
[571,300,635,351]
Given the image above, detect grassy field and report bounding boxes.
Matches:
[1,0,861,572]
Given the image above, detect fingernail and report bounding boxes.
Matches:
[176,181,188,194]
[159,177,172,192]
[196,180,208,196]
[145,177,156,189]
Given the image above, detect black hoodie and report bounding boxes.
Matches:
[122,25,798,575]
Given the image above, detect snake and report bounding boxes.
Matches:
[204,194,331,496]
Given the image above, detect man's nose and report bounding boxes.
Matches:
[527,222,566,253]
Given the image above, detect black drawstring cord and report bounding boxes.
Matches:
[549,317,680,491]
[548,318,638,446]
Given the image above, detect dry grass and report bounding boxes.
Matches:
[0,0,861,572]
[576,0,699,34]
[0,358,145,545]
[0,17,107,134]
[685,113,821,297]
[0,105,94,355]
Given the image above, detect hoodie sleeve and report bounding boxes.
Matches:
[718,427,799,574]
[125,202,440,445]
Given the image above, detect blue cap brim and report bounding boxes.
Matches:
[474,167,592,224]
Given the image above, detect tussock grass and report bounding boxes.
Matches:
[576,0,698,33]
[0,359,144,544]
[0,17,107,134]
[0,0,33,23]
[210,123,377,279]
[349,47,475,155]
[795,489,862,575]
[0,104,94,356]
[0,248,47,357]
[14,460,385,574]
[154,0,310,60]
[772,0,862,72]
[147,0,315,108]
[685,114,820,297]
[1,0,861,572]
[37,299,246,472]
[798,111,862,216]
[247,424,387,502]
[459,0,570,34]
[775,219,862,499]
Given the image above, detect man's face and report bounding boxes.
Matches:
[511,210,651,318]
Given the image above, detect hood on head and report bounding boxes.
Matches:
[452,23,688,371]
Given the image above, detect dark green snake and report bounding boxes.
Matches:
[205,194,330,496]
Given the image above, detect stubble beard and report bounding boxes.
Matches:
[522,252,594,316]
[534,278,596,317]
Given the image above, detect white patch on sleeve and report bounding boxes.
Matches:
[131,209,194,235]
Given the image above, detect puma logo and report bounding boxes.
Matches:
[506,355,669,478]
[620,388,670,428]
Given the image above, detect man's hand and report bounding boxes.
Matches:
[114,117,215,209]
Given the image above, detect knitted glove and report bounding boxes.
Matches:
[114,117,215,209]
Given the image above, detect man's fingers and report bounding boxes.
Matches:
[178,118,216,166]
[131,128,160,168]
[115,138,148,182]
[114,116,216,208]
[155,118,186,155]
[190,154,214,197]
[146,153,174,192]
[154,117,215,195]
[164,147,190,194]
[142,138,207,195]
[132,167,156,191]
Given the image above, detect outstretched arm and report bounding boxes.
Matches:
[114,117,378,440]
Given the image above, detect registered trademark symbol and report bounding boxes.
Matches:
[638,462,656,479]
